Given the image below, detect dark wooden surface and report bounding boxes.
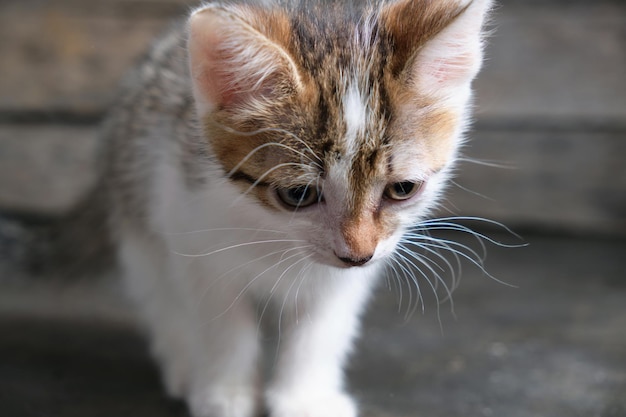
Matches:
[0,0,191,116]
[1,233,625,417]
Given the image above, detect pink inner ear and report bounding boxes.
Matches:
[188,8,298,113]
[192,57,221,107]
[189,23,248,109]
[425,51,476,85]
[198,46,248,108]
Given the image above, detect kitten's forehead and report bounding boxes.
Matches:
[292,12,439,167]
[342,82,368,157]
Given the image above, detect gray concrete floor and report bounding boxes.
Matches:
[1,232,624,417]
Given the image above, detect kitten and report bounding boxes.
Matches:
[102,0,493,416]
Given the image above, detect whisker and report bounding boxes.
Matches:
[226,141,322,177]
[409,258,447,333]
[398,247,450,315]
[194,244,313,310]
[401,237,462,292]
[256,252,312,337]
[415,216,526,247]
[383,258,406,313]
[400,237,452,274]
[456,156,517,170]
[389,255,414,316]
[214,124,323,172]
[161,227,287,236]
[390,251,423,318]
[405,233,486,265]
[293,261,314,326]
[410,233,517,288]
[449,180,496,202]
[216,124,323,166]
[398,245,456,314]
[275,256,315,360]
[172,238,307,258]
[208,247,313,323]
[288,177,318,221]
[393,215,523,328]
[230,162,315,206]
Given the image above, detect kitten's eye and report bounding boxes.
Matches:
[276,185,319,209]
[384,181,423,201]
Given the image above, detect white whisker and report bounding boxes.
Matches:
[172,238,307,258]
[226,141,323,178]
[230,162,315,206]
[449,180,496,202]
[398,245,456,314]
[390,215,523,327]
[413,236,515,287]
[404,238,463,292]
[456,157,517,170]
[214,123,323,169]
[275,256,315,360]
[162,227,287,236]
[383,258,406,313]
[396,248,445,319]
[293,261,314,326]
[209,247,314,323]
[194,245,314,311]
[415,216,526,247]
[396,250,441,325]
[257,252,313,337]
[390,252,424,318]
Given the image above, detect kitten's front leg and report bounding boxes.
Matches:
[187,322,261,417]
[184,275,262,417]
[266,269,377,417]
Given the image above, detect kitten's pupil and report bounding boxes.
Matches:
[397,182,416,196]
[277,185,319,208]
[289,186,309,202]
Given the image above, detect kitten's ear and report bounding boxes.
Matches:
[188,5,302,115]
[381,0,493,96]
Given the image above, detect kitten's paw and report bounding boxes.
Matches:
[267,390,357,417]
[150,344,190,399]
[160,361,188,400]
[188,386,260,417]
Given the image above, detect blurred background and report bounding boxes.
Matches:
[0,1,624,417]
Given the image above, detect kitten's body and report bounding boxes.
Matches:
[102,1,493,416]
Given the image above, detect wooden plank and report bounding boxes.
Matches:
[474,1,626,122]
[447,127,626,236]
[1,0,624,121]
[0,125,99,215]
[0,0,192,116]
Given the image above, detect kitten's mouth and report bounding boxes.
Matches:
[335,254,373,268]
[310,250,377,269]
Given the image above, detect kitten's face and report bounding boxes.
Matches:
[188,0,491,268]
[204,78,461,268]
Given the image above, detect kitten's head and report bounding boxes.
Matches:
[187,0,492,268]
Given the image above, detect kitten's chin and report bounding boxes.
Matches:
[311,252,383,270]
